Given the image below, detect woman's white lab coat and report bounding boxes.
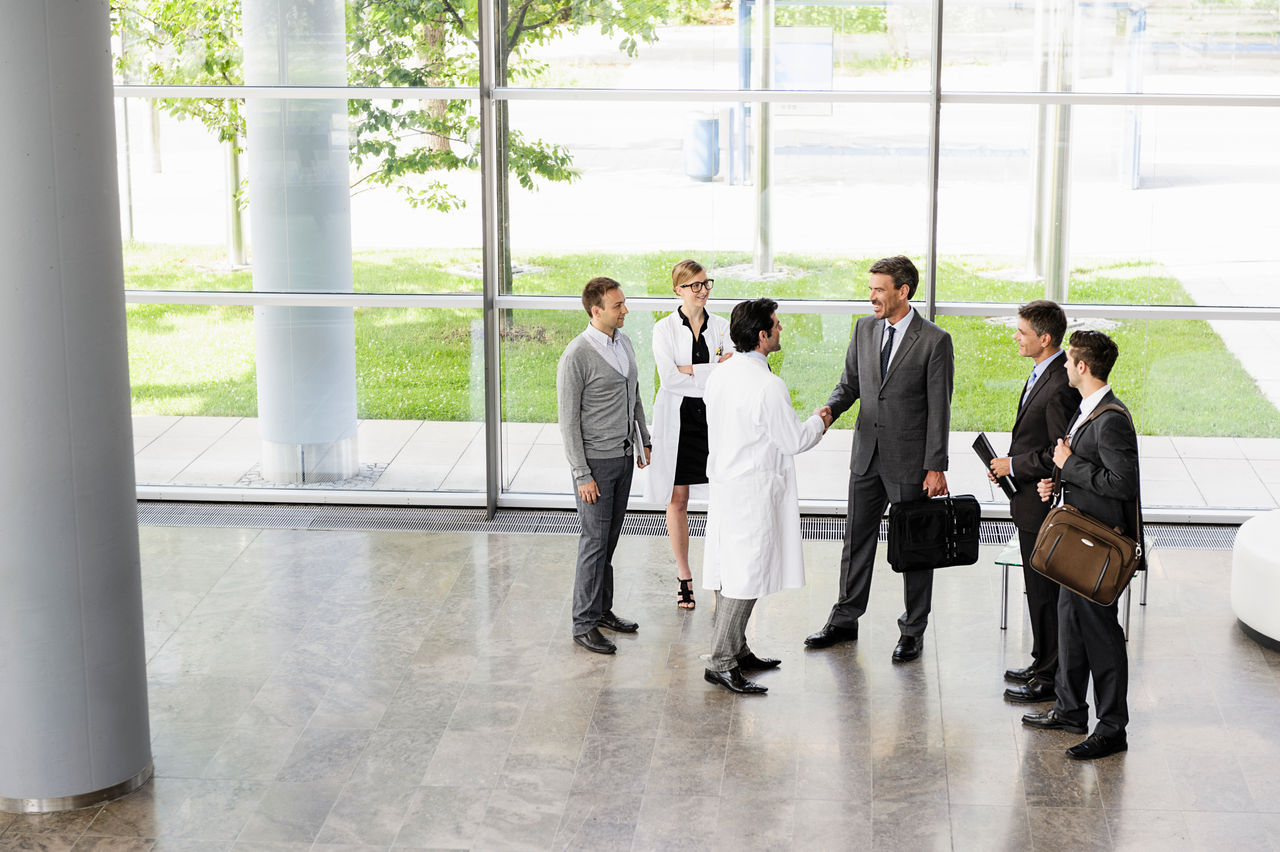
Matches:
[645,307,732,505]
[701,354,825,599]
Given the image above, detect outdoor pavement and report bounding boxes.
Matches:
[133,415,1280,517]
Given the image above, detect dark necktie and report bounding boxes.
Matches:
[1066,405,1084,439]
[880,325,896,379]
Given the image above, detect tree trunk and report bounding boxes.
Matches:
[420,24,451,152]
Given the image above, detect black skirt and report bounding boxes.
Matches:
[673,396,709,486]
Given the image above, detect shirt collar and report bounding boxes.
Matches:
[743,350,768,364]
[1076,384,1112,424]
[1032,348,1064,380]
[585,322,616,346]
[886,307,914,334]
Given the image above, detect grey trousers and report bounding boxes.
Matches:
[828,454,934,636]
[1052,586,1129,738]
[709,595,757,672]
[572,454,633,635]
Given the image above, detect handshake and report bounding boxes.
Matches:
[814,405,834,432]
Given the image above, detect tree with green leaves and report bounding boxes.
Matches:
[114,0,671,237]
[113,0,247,264]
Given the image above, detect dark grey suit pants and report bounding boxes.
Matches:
[572,455,633,635]
[828,453,934,637]
[1019,528,1060,686]
[1052,586,1129,737]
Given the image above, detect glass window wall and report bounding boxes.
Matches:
[111,0,1280,516]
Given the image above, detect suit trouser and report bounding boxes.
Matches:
[709,595,757,672]
[1052,586,1129,737]
[828,454,934,637]
[572,455,633,635]
[1018,527,1060,686]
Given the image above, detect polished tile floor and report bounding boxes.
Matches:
[4,527,1280,851]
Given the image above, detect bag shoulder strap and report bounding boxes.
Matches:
[1050,401,1146,567]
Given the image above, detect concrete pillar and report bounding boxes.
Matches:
[244,0,359,482]
[0,0,152,811]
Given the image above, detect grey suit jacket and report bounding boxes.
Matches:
[826,310,954,502]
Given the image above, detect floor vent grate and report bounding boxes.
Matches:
[137,502,1240,549]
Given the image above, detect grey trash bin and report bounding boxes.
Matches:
[683,116,720,182]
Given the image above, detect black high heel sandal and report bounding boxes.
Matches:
[677,577,696,610]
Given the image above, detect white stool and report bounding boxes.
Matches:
[1231,509,1280,649]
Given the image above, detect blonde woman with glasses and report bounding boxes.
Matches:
[647,260,732,609]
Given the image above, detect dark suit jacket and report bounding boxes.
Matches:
[1060,392,1142,554]
[827,310,954,503]
[1008,350,1080,532]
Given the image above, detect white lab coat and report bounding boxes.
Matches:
[645,307,732,505]
[702,353,825,599]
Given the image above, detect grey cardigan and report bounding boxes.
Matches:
[556,329,651,485]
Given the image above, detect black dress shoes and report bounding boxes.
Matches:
[1066,732,1128,760]
[737,652,781,671]
[598,610,639,633]
[704,666,768,694]
[1004,681,1056,703]
[804,624,858,648]
[1004,665,1037,684]
[892,634,922,663]
[1020,710,1087,735]
[573,627,617,655]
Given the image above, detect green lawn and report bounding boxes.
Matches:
[123,244,1280,437]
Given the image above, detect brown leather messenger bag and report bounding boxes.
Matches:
[1029,403,1145,607]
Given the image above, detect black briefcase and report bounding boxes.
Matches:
[887,495,981,572]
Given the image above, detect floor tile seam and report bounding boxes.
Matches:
[496,634,567,740]
[376,418,429,473]
[142,531,266,671]
[434,425,489,488]
[167,417,245,483]
[131,418,174,455]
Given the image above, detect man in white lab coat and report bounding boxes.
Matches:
[702,298,832,694]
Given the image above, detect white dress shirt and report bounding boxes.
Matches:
[881,307,915,372]
[583,323,629,377]
[1068,384,1113,441]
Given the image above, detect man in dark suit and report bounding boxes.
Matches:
[1022,330,1141,759]
[806,256,954,663]
[988,301,1080,703]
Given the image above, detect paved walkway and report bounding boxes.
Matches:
[134,415,1280,519]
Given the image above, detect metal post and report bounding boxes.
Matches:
[480,0,505,518]
[119,97,135,242]
[732,0,751,186]
[1001,563,1009,630]
[1043,0,1073,303]
[923,0,945,318]
[1027,0,1051,279]
[751,0,773,275]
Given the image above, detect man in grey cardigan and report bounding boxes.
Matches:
[557,277,652,654]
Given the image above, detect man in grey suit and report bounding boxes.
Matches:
[557,277,651,655]
[806,256,954,663]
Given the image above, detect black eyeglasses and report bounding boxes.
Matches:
[678,279,714,292]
